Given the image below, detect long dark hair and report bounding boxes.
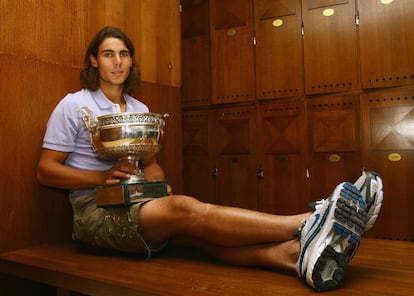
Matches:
[80,26,140,95]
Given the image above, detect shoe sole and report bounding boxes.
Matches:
[357,172,383,232]
[307,182,366,291]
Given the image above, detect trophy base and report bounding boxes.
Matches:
[96,180,168,207]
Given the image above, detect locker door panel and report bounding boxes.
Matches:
[182,110,215,203]
[361,89,414,240]
[181,1,211,107]
[358,0,414,89]
[182,36,212,107]
[258,99,309,215]
[211,0,255,104]
[214,105,258,209]
[302,0,359,94]
[308,95,363,200]
[254,0,304,100]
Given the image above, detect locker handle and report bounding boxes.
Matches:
[257,166,264,179]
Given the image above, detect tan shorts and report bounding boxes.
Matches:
[71,193,167,258]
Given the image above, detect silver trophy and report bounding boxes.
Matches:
[79,107,168,207]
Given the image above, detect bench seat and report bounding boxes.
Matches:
[0,238,413,295]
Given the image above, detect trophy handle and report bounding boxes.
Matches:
[78,107,99,133]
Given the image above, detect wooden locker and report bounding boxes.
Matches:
[307,94,363,200]
[257,99,309,215]
[358,0,414,89]
[214,105,258,209]
[137,0,182,87]
[361,88,414,240]
[182,109,216,203]
[210,0,255,104]
[302,0,359,94]
[254,0,304,100]
[181,0,212,107]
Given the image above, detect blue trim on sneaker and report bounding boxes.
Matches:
[296,182,367,292]
[297,203,332,276]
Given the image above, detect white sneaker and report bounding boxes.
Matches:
[296,182,366,291]
[354,171,384,232]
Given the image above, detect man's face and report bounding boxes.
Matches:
[90,37,133,88]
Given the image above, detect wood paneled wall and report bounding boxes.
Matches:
[0,0,182,253]
[181,0,414,240]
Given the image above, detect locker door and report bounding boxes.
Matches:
[182,109,216,204]
[181,0,212,107]
[258,99,309,215]
[302,0,359,94]
[254,0,304,100]
[358,0,414,89]
[361,88,414,240]
[210,0,255,104]
[308,94,363,200]
[214,105,258,209]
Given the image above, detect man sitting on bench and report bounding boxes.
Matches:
[36,26,384,292]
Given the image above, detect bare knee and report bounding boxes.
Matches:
[138,195,212,242]
[166,195,210,220]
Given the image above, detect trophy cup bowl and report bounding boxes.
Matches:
[92,112,165,168]
[79,107,169,207]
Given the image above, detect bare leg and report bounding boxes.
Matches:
[137,176,384,292]
[139,195,310,248]
[172,237,300,271]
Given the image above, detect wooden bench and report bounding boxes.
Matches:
[0,238,413,295]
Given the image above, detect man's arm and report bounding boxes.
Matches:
[139,154,172,194]
[139,154,165,181]
[37,148,136,190]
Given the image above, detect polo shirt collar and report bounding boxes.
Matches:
[90,89,130,112]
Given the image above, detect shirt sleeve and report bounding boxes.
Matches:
[42,94,81,152]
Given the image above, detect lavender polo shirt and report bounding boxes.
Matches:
[42,88,149,199]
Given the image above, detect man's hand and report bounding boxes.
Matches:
[104,161,138,185]
[167,184,173,195]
